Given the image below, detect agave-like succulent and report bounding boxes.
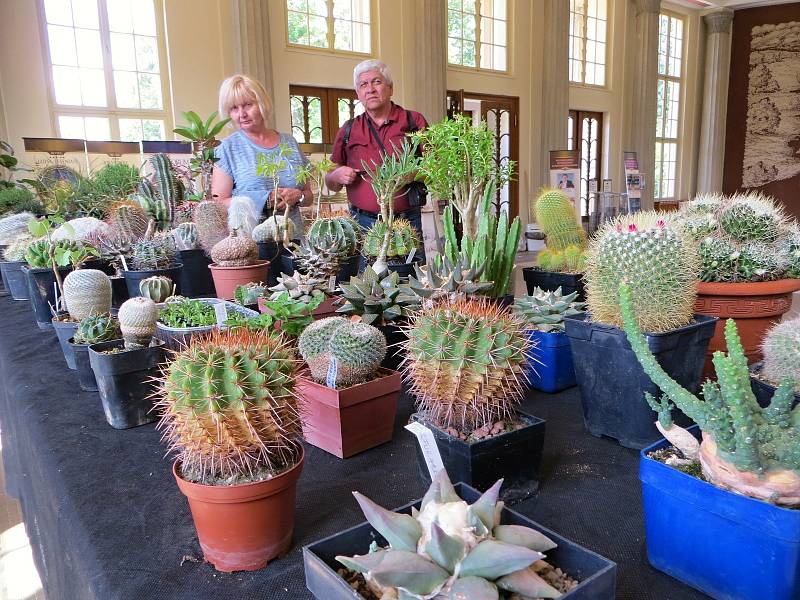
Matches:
[268,270,328,304]
[336,469,574,599]
[405,252,493,300]
[336,266,420,325]
[512,287,587,333]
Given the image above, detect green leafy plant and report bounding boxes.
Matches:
[0,186,44,216]
[173,111,231,202]
[89,162,140,199]
[255,143,295,246]
[158,298,217,328]
[234,281,268,306]
[512,287,587,333]
[253,291,324,338]
[294,154,336,219]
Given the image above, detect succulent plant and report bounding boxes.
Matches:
[227,195,259,238]
[139,275,174,302]
[336,469,571,600]
[118,296,159,349]
[0,187,43,217]
[337,267,419,325]
[251,215,295,244]
[535,244,586,274]
[171,222,199,251]
[513,287,587,333]
[62,269,112,321]
[404,252,492,301]
[620,282,800,507]
[193,200,229,253]
[761,318,800,394]
[234,281,268,306]
[718,193,786,243]
[584,212,698,333]
[210,229,258,267]
[73,313,121,345]
[535,187,586,251]
[0,212,36,245]
[155,328,301,483]
[363,218,419,260]
[291,237,344,281]
[783,225,800,279]
[299,317,386,387]
[404,295,531,433]
[51,217,110,241]
[306,216,361,257]
[105,200,150,244]
[130,233,176,270]
[24,238,93,269]
[269,270,328,303]
[133,153,183,231]
[3,233,35,261]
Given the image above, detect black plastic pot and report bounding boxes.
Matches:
[377,322,407,371]
[522,267,585,300]
[52,314,79,370]
[110,275,129,308]
[176,249,215,298]
[303,482,617,600]
[82,257,117,276]
[0,260,30,300]
[122,264,182,298]
[257,241,284,286]
[409,411,545,503]
[23,264,72,329]
[88,339,166,429]
[69,337,101,391]
[564,312,718,449]
[749,362,800,409]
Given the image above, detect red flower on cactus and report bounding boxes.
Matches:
[657,219,666,228]
[628,223,638,232]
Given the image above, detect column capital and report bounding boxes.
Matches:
[634,0,661,16]
[703,9,734,35]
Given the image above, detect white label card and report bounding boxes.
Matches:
[214,303,228,327]
[405,248,416,264]
[405,421,444,479]
[120,255,129,271]
[328,275,336,292]
[326,356,338,388]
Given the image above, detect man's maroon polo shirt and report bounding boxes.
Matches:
[330,102,427,214]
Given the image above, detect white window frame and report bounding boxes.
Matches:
[569,0,608,87]
[654,11,685,201]
[38,0,173,141]
[447,0,509,73]
[285,0,376,57]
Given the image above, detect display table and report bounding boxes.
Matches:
[0,296,709,599]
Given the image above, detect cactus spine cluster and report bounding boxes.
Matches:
[404,296,531,432]
[130,233,176,270]
[512,287,587,333]
[210,229,258,267]
[139,275,174,303]
[171,222,199,251]
[534,188,587,273]
[193,200,229,253]
[156,328,301,483]
[337,470,571,600]
[584,212,698,333]
[118,296,159,349]
[105,200,150,244]
[299,317,387,388]
[306,216,360,257]
[73,314,121,345]
[62,269,112,321]
[761,318,800,394]
[252,215,294,244]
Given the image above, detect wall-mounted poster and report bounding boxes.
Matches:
[623,150,643,212]
[549,150,581,217]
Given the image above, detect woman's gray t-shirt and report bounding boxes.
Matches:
[215,130,307,234]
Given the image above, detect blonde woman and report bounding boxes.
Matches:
[211,74,311,235]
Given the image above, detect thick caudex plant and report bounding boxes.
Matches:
[620,282,800,507]
[306,215,360,257]
[584,211,698,333]
[118,296,159,349]
[298,317,386,388]
[155,328,301,483]
[512,287,587,333]
[337,267,419,325]
[404,295,531,432]
[210,229,258,267]
[251,215,295,244]
[73,313,121,344]
[139,275,174,303]
[761,318,800,394]
[62,269,112,321]
[534,188,587,273]
[336,469,570,599]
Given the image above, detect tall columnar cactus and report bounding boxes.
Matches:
[0,212,35,245]
[762,318,800,393]
[337,469,571,600]
[620,282,800,506]
[155,328,301,483]
[584,212,698,333]
[193,200,229,253]
[73,313,121,344]
[62,269,112,321]
[210,229,258,267]
[299,317,387,388]
[134,153,183,230]
[534,188,586,251]
[118,296,159,349]
[139,275,174,303]
[171,222,199,251]
[307,216,361,257]
[252,215,294,244]
[106,200,150,244]
[404,296,531,432]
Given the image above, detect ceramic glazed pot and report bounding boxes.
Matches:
[208,261,269,300]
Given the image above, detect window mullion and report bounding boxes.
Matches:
[327,0,334,50]
[475,1,481,69]
[96,0,119,138]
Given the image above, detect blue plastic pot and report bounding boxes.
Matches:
[525,329,576,393]
[640,428,800,600]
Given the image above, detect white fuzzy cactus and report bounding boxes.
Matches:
[227,196,259,238]
[118,296,159,349]
[52,217,110,241]
[762,318,800,393]
[252,215,294,243]
[63,269,112,321]
[0,212,35,245]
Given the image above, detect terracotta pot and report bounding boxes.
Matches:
[694,279,800,379]
[172,449,304,573]
[296,369,401,458]
[208,261,269,300]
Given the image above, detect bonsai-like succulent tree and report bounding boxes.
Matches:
[255,142,296,246]
[173,111,231,202]
[294,154,336,219]
[534,188,587,273]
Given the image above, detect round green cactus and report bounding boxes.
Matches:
[63,269,112,321]
[534,187,586,252]
[307,216,360,257]
[139,275,174,302]
[363,218,419,259]
[718,194,786,243]
[73,313,121,345]
[118,296,159,349]
[762,318,800,393]
[584,212,698,333]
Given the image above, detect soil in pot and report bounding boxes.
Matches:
[52,313,79,370]
[122,265,183,298]
[0,261,30,300]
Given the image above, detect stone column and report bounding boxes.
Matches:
[414,0,447,123]
[231,0,276,127]
[696,9,734,194]
[627,0,661,209]
[539,0,570,189]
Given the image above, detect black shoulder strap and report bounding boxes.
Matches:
[342,117,355,146]
[405,110,418,133]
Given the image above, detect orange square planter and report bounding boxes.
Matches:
[296,369,401,458]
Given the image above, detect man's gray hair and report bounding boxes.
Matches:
[353,59,393,89]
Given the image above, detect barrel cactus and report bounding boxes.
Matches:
[363,218,419,260]
[299,317,386,388]
[0,212,36,245]
[307,216,360,257]
[62,269,112,321]
[73,313,121,344]
[584,212,698,333]
[193,200,229,252]
[106,200,149,244]
[171,222,199,251]
[534,188,587,273]
[139,275,174,302]
[118,296,159,349]
[210,229,258,267]
[513,287,587,333]
[155,328,302,483]
[252,215,295,243]
[337,469,574,599]
[761,318,800,394]
[130,233,176,270]
[404,296,531,433]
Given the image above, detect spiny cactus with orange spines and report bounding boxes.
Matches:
[403,296,531,433]
[155,328,302,483]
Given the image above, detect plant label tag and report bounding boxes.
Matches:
[120,255,129,271]
[405,248,416,264]
[214,303,227,327]
[326,356,338,388]
[328,275,336,292]
[405,421,444,479]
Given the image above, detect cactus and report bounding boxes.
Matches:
[299,317,386,387]
[106,200,149,243]
[762,318,800,394]
[363,218,419,260]
[784,225,800,279]
[133,153,182,230]
[52,217,110,241]
[210,229,258,267]
[292,238,344,281]
[155,328,302,483]
[227,195,259,237]
[404,252,492,300]
[718,193,786,243]
[62,269,112,321]
[584,212,698,333]
[307,216,361,257]
[73,313,121,344]
[118,296,159,349]
[139,275,174,302]
[193,200,229,253]
[336,469,572,600]
[535,188,586,250]
[337,267,419,325]
[512,287,587,333]
[404,295,531,433]
[0,212,35,245]
[252,215,294,244]
[619,282,800,506]
[130,233,176,270]
[171,222,198,251]
[24,238,89,269]
[269,270,328,303]
[3,233,35,261]
[536,244,586,274]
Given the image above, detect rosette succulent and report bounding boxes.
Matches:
[512,287,587,333]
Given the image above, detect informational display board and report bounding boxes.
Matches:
[549,150,581,217]
[623,151,643,212]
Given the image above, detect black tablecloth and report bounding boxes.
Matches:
[0,295,710,600]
